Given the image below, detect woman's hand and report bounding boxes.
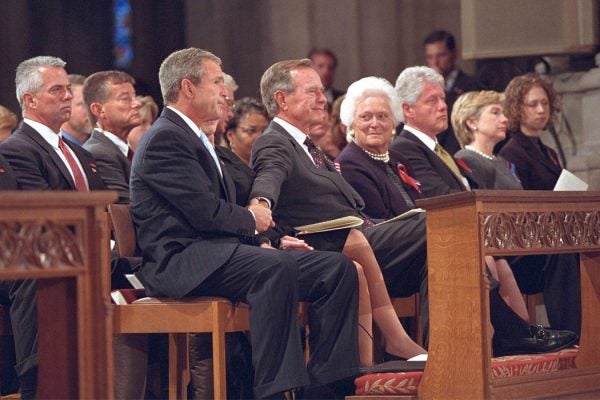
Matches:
[279,235,314,251]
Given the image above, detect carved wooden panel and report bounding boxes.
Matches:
[482,211,600,250]
[0,221,84,270]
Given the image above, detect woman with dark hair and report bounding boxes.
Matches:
[497,74,581,336]
[217,97,269,205]
[498,73,561,190]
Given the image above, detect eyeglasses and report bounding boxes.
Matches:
[110,93,139,106]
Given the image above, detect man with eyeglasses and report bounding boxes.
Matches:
[83,70,142,204]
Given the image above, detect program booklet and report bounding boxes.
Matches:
[374,208,425,227]
[554,169,589,191]
[294,215,364,235]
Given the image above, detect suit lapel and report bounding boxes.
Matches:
[270,121,364,208]
[514,132,561,175]
[161,108,231,201]
[402,130,468,190]
[20,124,77,189]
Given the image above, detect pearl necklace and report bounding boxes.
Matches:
[362,147,390,163]
[465,145,496,160]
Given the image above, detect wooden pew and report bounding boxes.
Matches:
[417,190,600,399]
[0,191,116,399]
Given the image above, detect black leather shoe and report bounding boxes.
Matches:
[493,325,578,357]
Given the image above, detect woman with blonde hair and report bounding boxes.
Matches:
[0,105,18,142]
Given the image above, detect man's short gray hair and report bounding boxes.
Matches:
[395,66,444,106]
[260,59,312,117]
[223,73,238,92]
[159,48,221,105]
[340,76,403,127]
[15,56,67,110]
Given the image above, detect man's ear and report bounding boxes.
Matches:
[90,102,103,119]
[180,79,195,99]
[274,91,287,112]
[23,93,35,109]
[402,103,413,121]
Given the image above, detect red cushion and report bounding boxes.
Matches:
[354,348,578,396]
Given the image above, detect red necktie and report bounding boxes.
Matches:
[58,137,88,192]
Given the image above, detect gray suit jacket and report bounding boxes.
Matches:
[84,129,131,203]
[250,120,364,233]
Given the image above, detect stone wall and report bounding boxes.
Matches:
[546,55,600,190]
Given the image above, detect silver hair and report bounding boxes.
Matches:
[223,73,238,92]
[15,56,67,110]
[260,59,312,117]
[159,48,221,105]
[340,76,403,127]
[394,66,444,106]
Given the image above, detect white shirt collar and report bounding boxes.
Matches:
[404,124,437,152]
[24,118,60,150]
[167,106,205,139]
[273,117,314,161]
[24,119,89,189]
[98,129,129,156]
[167,106,223,176]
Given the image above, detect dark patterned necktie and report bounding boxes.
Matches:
[304,137,333,170]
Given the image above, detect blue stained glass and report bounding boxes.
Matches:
[113,0,133,69]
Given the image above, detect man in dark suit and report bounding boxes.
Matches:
[83,70,142,204]
[391,65,578,355]
[424,30,483,155]
[308,48,345,107]
[59,74,92,146]
[0,56,105,399]
[249,59,427,301]
[129,48,359,398]
[390,66,472,197]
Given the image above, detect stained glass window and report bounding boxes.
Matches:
[113,0,133,69]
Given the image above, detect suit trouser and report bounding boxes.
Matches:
[0,280,38,378]
[508,253,581,335]
[189,245,360,399]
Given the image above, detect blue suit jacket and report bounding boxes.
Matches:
[130,108,257,298]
